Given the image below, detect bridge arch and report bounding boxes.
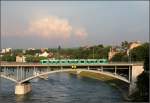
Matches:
[19,69,130,84]
[0,74,18,83]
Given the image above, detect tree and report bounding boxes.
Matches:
[111,53,125,62]
[130,43,149,61]
[136,72,149,101]
[25,55,34,62]
[25,55,48,62]
[121,41,129,50]
[133,43,149,102]
[144,56,149,71]
[2,54,16,62]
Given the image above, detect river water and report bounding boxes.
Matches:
[0,73,124,103]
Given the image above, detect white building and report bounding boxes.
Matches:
[108,47,120,61]
[16,56,26,62]
[39,51,49,57]
[27,48,35,50]
[127,41,141,56]
[1,48,12,53]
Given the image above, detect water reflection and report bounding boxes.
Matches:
[0,73,124,103]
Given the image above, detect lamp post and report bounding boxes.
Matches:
[58,45,61,70]
[93,47,94,59]
[128,50,131,63]
[58,45,61,59]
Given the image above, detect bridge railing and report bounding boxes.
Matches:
[109,61,144,64]
[0,61,144,66]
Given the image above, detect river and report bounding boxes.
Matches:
[0,73,124,103]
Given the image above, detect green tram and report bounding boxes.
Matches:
[40,59,108,65]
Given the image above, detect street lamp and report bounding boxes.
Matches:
[93,47,94,59]
[128,50,131,63]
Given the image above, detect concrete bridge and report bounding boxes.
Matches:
[0,62,144,95]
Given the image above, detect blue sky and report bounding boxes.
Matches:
[1,1,149,48]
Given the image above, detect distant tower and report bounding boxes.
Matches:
[57,45,61,59]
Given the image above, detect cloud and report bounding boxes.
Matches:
[74,28,87,39]
[27,16,88,41]
[28,16,73,39]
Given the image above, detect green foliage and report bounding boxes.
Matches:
[25,55,34,62]
[12,49,23,56]
[1,54,16,62]
[59,45,110,59]
[25,55,48,62]
[133,43,149,101]
[121,41,129,50]
[144,56,149,71]
[111,52,128,62]
[134,72,149,102]
[25,50,35,55]
[130,43,149,61]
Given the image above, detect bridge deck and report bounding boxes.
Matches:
[0,62,143,67]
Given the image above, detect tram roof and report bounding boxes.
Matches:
[41,59,107,61]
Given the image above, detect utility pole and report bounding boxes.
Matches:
[93,47,94,59]
[58,45,61,70]
[58,45,61,59]
[129,51,131,63]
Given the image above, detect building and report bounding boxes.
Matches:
[39,51,49,57]
[48,52,54,58]
[27,48,35,50]
[108,47,120,61]
[40,48,48,53]
[16,56,26,62]
[108,41,142,61]
[1,48,12,53]
[127,41,141,55]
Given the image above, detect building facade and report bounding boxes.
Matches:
[16,56,26,62]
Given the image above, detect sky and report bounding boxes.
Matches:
[1,1,149,49]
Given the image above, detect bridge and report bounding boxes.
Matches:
[0,62,144,95]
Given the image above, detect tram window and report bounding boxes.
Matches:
[49,61,51,63]
[62,61,65,63]
[91,61,94,63]
[71,61,75,63]
[74,61,78,63]
[81,61,84,63]
[43,61,47,63]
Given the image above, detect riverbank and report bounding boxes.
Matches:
[68,70,131,101]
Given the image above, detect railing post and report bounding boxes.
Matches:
[101,66,103,72]
[17,66,19,81]
[21,66,22,80]
[22,67,24,80]
[47,67,48,72]
[33,66,36,76]
[88,66,90,70]
[4,66,6,75]
[129,66,131,82]
[114,66,117,76]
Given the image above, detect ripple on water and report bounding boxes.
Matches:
[0,73,124,103]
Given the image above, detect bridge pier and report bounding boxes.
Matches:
[128,65,144,95]
[15,82,31,95]
[76,70,82,74]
